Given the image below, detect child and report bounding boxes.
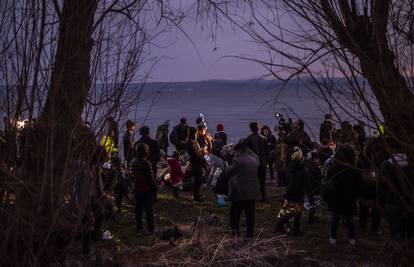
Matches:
[167,151,185,198]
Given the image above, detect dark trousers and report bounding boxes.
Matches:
[276,214,302,235]
[135,191,155,233]
[330,212,355,239]
[230,200,256,238]
[267,161,275,180]
[258,164,267,200]
[82,197,105,253]
[115,178,129,211]
[192,168,203,199]
[358,200,381,232]
[276,171,285,187]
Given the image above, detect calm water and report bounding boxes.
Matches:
[127,80,377,143]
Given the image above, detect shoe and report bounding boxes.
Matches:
[348,239,356,245]
[329,238,337,245]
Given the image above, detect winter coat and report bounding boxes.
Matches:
[123,130,135,162]
[246,133,267,166]
[186,140,205,173]
[319,119,335,143]
[214,131,228,146]
[224,152,261,201]
[167,157,185,186]
[285,129,312,157]
[379,154,411,207]
[156,124,169,151]
[170,123,189,146]
[129,157,158,193]
[135,136,161,174]
[325,164,362,215]
[273,143,287,171]
[284,160,307,203]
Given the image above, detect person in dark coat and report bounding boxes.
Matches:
[187,127,206,203]
[245,122,268,201]
[156,120,170,153]
[275,147,307,235]
[222,139,260,238]
[135,126,161,177]
[285,120,312,160]
[319,114,335,144]
[326,144,362,245]
[214,123,228,146]
[170,117,189,151]
[380,145,413,241]
[123,120,136,163]
[130,143,158,234]
[261,125,277,181]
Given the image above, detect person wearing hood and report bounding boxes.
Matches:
[156,120,170,154]
[221,138,261,238]
[275,147,307,235]
[380,142,413,241]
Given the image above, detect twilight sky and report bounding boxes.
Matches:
[147,12,269,82]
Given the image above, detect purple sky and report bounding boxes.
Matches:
[148,18,268,82]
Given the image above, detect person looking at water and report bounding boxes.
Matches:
[245,122,268,202]
[123,120,136,164]
[187,127,206,203]
[130,143,158,235]
[170,117,189,151]
[320,114,335,144]
[261,125,277,181]
[214,123,227,146]
[221,138,260,238]
[135,126,161,176]
[156,120,170,154]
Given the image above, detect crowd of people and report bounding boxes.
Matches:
[1,112,412,254]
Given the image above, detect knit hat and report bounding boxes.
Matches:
[291,146,303,161]
[217,123,224,132]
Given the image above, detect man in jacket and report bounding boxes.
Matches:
[245,122,268,201]
[130,143,158,234]
[123,120,136,163]
[223,139,260,238]
[170,117,189,150]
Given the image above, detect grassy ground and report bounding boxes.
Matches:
[69,180,413,266]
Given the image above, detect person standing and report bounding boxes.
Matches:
[319,114,335,144]
[273,126,288,187]
[167,151,185,198]
[135,126,161,177]
[187,127,206,203]
[325,144,362,246]
[170,117,189,151]
[130,143,158,234]
[261,125,277,181]
[222,139,260,238]
[245,122,268,201]
[156,120,170,153]
[196,124,213,154]
[275,147,307,235]
[214,123,227,146]
[123,120,136,163]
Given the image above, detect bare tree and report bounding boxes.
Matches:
[0,0,184,265]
